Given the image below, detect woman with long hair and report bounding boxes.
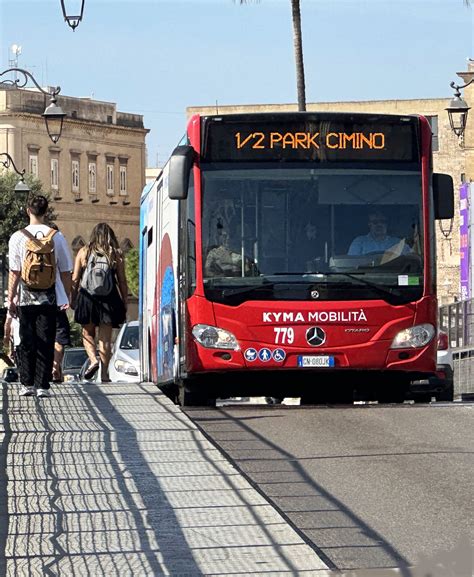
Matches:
[71,223,128,382]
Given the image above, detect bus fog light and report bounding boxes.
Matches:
[192,324,240,350]
[391,324,435,349]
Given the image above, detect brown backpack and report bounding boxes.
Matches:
[21,228,57,290]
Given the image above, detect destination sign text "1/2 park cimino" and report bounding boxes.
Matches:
[234,131,386,151]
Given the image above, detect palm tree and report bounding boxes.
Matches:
[237,0,307,111]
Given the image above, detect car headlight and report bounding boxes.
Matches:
[114,359,139,375]
[192,324,240,350]
[391,323,435,349]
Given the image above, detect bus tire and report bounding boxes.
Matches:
[178,381,216,407]
[160,383,179,404]
[436,382,454,403]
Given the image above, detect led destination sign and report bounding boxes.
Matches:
[235,131,386,151]
[202,115,419,163]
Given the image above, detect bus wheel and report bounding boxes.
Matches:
[160,383,179,404]
[436,382,454,402]
[178,382,216,407]
[412,393,432,404]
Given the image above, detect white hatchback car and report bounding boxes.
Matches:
[108,321,140,383]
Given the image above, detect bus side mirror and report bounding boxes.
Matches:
[168,145,194,200]
[433,173,454,220]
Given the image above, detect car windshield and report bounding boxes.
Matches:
[63,349,89,369]
[120,325,139,349]
[201,164,424,305]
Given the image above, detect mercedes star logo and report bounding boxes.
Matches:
[306,326,326,347]
[310,290,320,299]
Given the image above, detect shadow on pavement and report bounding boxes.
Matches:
[186,406,415,577]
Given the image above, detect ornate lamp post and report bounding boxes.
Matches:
[0,68,66,143]
[60,0,85,31]
[446,79,473,140]
[0,152,31,201]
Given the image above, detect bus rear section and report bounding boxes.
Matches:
[140,112,454,406]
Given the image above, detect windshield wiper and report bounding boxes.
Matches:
[220,283,276,297]
[319,271,409,305]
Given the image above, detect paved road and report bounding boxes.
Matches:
[184,402,474,574]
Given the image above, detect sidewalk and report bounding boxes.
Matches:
[0,382,330,576]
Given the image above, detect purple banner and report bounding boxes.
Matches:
[460,183,470,300]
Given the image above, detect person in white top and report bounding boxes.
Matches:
[8,195,73,397]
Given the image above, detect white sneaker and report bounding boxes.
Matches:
[19,385,35,397]
[36,388,51,398]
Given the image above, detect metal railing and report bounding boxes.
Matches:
[439,298,474,398]
[453,348,474,398]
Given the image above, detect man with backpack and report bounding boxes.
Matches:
[7,195,73,397]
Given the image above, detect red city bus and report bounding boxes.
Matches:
[139,113,453,406]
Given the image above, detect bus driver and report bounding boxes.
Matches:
[348,210,410,256]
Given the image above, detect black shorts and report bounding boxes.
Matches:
[56,310,72,346]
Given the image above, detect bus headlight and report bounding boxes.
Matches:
[192,324,240,350]
[391,324,435,349]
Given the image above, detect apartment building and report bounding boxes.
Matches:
[0,86,148,255]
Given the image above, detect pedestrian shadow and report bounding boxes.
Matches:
[0,383,12,577]
[133,384,324,575]
[0,383,204,577]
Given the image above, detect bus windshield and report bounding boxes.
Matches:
[201,164,424,305]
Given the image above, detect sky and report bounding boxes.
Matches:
[1,0,473,167]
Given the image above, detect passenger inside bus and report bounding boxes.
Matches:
[348,209,411,256]
[204,221,258,277]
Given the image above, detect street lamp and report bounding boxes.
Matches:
[446,79,473,139]
[0,67,66,143]
[60,0,85,31]
[0,152,31,202]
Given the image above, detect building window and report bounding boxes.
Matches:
[51,158,59,190]
[119,165,127,196]
[88,162,97,194]
[107,163,114,195]
[72,159,80,192]
[29,154,38,177]
[426,116,438,152]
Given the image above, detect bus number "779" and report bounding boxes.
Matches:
[274,327,294,344]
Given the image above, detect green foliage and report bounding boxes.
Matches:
[125,248,139,298]
[0,172,57,255]
[68,317,84,347]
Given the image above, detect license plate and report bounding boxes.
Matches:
[298,355,335,368]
